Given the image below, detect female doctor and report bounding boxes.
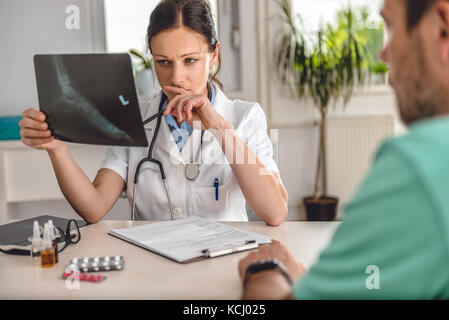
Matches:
[19,0,288,225]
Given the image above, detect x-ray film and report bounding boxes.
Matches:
[33,54,148,146]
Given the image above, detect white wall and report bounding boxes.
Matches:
[218,0,259,102]
[0,0,106,117]
[0,0,129,222]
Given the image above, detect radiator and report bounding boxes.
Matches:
[325,116,395,217]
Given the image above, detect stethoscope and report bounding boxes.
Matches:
[131,91,206,221]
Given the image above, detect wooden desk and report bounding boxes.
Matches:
[0,220,339,299]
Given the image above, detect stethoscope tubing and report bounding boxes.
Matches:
[143,109,164,126]
[132,95,173,221]
[131,86,211,221]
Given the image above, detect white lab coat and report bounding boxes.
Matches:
[100,85,280,221]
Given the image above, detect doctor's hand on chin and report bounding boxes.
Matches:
[162,85,231,135]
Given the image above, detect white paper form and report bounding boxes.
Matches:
[108,217,271,262]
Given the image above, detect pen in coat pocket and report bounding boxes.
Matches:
[214,178,219,201]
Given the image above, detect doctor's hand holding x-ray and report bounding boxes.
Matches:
[19,0,288,225]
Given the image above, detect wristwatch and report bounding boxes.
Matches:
[243,258,293,288]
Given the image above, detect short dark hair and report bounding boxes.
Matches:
[146,0,222,89]
[405,0,446,30]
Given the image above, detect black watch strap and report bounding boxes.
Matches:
[243,258,293,288]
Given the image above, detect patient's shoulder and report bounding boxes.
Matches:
[378,116,449,169]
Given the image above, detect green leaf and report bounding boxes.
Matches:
[129,49,153,69]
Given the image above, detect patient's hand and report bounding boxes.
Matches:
[238,240,307,284]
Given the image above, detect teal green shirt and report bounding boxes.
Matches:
[293,116,449,299]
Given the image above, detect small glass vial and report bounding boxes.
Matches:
[31,240,41,265]
[30,221,41,266]
[41,223,55,268]
[48,220,59,263]
[41,247,56,268]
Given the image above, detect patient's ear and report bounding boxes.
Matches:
[436,1,449,63]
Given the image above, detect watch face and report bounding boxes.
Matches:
[248,259,279,272]
[244,258,293,288]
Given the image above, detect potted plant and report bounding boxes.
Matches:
[129,49,158,99]
[274,0,373,221]
[371,61,388,84]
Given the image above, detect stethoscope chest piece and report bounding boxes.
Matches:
[185,163,200,181]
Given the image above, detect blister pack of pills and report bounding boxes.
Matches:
[62,271,107,283]
[67,255,125,272]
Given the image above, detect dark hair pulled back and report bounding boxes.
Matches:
[146,0,223,90]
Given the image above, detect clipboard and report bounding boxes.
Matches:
[181,240,261,264]
[108,217,271,264]
[202,240,259,258]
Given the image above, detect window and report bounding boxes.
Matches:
[293,0,386,84]
[104,0,158,54]
[293,0,383,34]
[103,0,218,54]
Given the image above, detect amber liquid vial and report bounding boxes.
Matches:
[41,248,55,268]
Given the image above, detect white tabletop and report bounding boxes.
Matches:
[0,220,339,299]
